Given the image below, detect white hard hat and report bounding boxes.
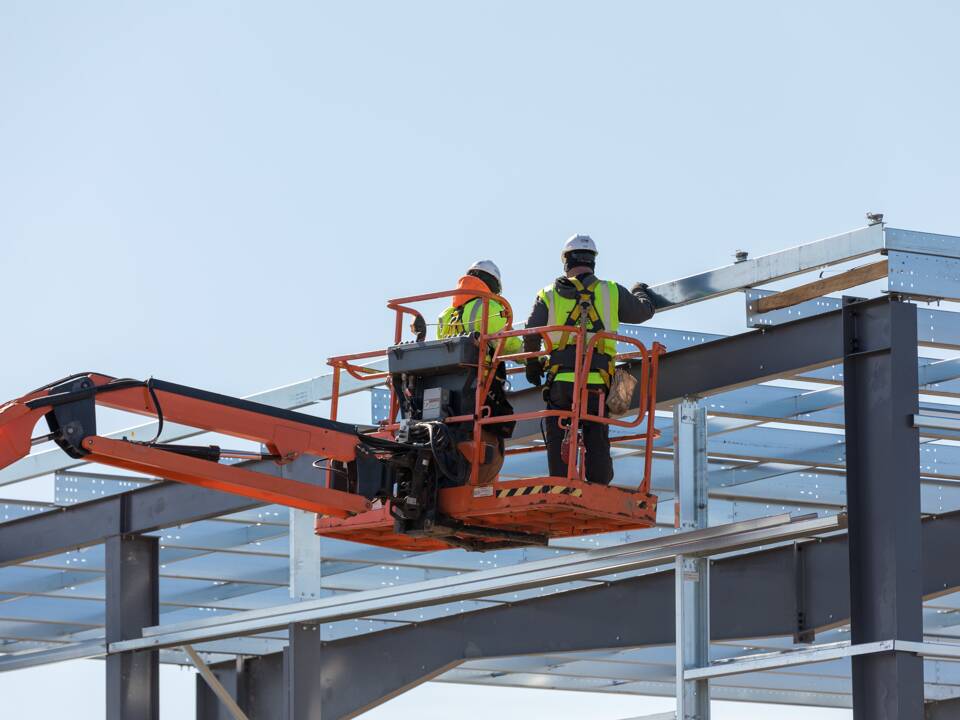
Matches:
[467,259,502,284]
[561,234,598,261]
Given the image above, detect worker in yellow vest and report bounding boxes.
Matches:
[438,260,522,441]
[523,235,655,484]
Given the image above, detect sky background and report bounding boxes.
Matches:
[2,0,959,716]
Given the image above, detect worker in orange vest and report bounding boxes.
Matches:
[438,260,521,442]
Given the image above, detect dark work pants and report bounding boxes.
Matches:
[544,381,613,485]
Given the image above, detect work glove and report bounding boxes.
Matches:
[525,358,543,387]
[631,282,655,309]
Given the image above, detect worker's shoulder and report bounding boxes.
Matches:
[591,276,621,286]
[588,277,624,294]
[536,281,558,298]
[463,296,505,310]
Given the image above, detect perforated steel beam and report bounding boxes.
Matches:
[0,456,318,567]
[509,298,854,440]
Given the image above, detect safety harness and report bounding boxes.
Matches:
[441,299,492,338]
[541,276,619,387]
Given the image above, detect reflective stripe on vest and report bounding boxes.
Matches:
[464,298,483,332]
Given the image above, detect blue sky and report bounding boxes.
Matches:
[3,0,959,716]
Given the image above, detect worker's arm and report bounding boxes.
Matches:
[522,297,548,353]
[618,283,656,324]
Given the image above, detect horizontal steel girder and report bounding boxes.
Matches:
[194,508,960,719]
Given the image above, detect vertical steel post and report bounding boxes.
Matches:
[106,534,159,720]
[286,622,323,720]
[289,509,323,601]
[842,296,924,719]
[674,398,710,720]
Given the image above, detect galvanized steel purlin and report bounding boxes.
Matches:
[435,672,855,709]
[683,639,960,682]
[650,224,884,309]
[109,513,843,653]
[143,513,794,638]
[884,228,960,258]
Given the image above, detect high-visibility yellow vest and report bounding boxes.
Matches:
[537,277,619,384]
[438,298,522,355]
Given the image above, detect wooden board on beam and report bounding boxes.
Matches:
[755,259,888,314]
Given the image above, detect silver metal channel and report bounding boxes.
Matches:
[110,512,845,654]
[650,225,883,309]
[0,640,106,671]
[674,398,710,720]
[913,414,960,432]
[684,639,960,681]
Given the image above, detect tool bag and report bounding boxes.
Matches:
[605,366,638,416]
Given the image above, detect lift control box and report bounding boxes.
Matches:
[387,336,479,376]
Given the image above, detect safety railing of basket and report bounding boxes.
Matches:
[326,289,664,494]
[485,325,664,492]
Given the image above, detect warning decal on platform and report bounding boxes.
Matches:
[496,485,584,499]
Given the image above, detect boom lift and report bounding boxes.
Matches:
[0,288,664,551]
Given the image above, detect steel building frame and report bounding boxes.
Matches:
[3,222,960,718]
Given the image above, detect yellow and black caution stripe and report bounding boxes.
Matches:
[496,484,584,499]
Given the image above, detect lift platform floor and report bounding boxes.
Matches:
[315,476,659,551]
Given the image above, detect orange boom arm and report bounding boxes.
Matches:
[0,373,370,517]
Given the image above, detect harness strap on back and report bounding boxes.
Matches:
[556,277,602,352]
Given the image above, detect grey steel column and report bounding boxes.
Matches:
[106,534,159,720]
[842,296,924,719]
[286,622,323,720]
[674,398,710,720]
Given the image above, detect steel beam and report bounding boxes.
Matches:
[106,534,159,720]
[926,697,960,719]
[0,456,316,567]
[842,296,924,719]
[648,224,883,309]
[197,653,284,720]
[509,298,855,440]
[674,398,710,720]
[286,623,324,720]
[187,507,960,719]
[230,572,676,719]
[114,513,842,653]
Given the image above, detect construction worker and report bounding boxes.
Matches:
[438,260,522,439]
[523,235,656,484]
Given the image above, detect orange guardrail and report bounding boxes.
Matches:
[326,288,664,492]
